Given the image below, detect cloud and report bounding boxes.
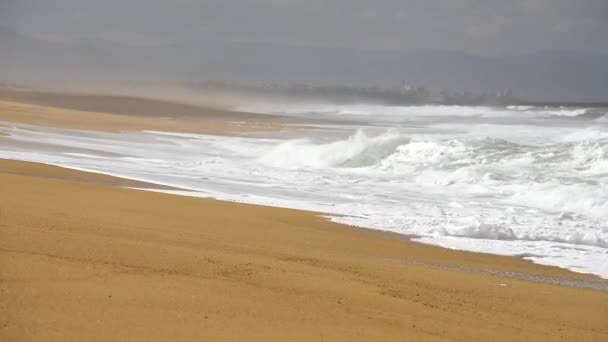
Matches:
[2,0,607,54]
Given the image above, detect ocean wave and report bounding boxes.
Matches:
[260,130,410,169]
[261,129,608,174]
[440,217,608,249]
[243,102,596,119]
[507,184,608,220]
[561,128,608,142]
[441,221,518,240]
[261,129,608,221]
[3,123,608,277]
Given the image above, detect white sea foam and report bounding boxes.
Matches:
[242,103,592,119]
[562,128,608,142]
[442,220,518,240]
[260,130,410,169]
[1,103,607,278]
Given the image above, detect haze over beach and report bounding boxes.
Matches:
[1,1,608,341]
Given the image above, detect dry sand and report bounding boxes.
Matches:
[0,87,274,121]
[1,159,607,342]
[0,88,285,134]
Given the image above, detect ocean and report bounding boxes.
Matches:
[2,103,607,277]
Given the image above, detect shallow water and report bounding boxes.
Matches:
[2,103,607,277]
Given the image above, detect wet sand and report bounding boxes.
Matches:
[1,159,607,342]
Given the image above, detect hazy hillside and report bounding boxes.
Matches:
[1,26,607,102]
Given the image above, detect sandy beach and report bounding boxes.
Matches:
[0,87,285,134]
[3,1,608,339]
[1,92,608,341]
[1,160,607,342]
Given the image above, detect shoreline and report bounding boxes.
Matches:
[2,161,608,341]
[0,91,606,280]
[8,156,608,283]
[1,91,608,340]
[3,158,606,287]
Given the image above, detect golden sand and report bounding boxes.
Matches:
[0,89,285,134]
[1,159,607,341]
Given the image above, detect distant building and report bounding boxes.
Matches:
[496,88,513,98]
[401,80,414,94]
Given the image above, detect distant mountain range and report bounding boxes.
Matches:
[1,26,607,102]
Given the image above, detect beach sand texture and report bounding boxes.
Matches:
[0,87,283,134]
[1,159,607,342]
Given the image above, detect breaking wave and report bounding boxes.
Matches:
[260,130,410,169]
[262,129,608,174]
[243,102,602,119]
[3,119,608,277]
[261,129,608,222]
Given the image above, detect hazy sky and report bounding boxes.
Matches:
[2,0,607,55]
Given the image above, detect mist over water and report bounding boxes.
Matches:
[2,102,607,277]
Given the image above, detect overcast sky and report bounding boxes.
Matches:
[2,0,607,55]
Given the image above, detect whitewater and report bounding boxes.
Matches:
[1,103,608,277]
